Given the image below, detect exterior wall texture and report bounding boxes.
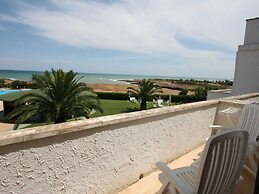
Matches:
[232,46,259,95]
[232,18,259,95]
[0,103,217,194]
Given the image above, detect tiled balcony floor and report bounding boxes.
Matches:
[117,145,256,194]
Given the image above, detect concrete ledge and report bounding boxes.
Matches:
[0,93,258,147]
[218,92,259,101]
[0,99,219,147]
[208,89,232,94]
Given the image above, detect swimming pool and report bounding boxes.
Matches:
[0,89,21,95]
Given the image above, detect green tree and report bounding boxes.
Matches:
[11,80,28,89]
[0,79,5,88]
[194,87,208,100]
[179,89,188,95]
[7,69,102,129]
[127,79,162,110]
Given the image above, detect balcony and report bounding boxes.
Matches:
[0,93,258,193]
[118,145,256,194]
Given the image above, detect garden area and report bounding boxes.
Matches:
[90,99,154,118]
[0,69,233,131]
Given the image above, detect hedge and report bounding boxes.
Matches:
[96,92,204,103]
[155,94,200,103]
[96,92,132,100]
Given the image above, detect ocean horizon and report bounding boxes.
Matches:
[0,69,230,84]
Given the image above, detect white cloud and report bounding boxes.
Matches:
[0,14,19,23]
[1,0,258,78]
[4,0,257,53]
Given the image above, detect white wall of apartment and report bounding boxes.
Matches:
[208,17,259,99]
[232,17,259,95]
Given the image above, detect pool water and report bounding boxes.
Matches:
[0,90,21,95]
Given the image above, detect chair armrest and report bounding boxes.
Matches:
[249,141,259,146]
[248,141,259,152]
[191,158,200,169]
[209,125,223,129]
[248,141,259,157]
[209,125,223,135]
[156,162,194,194]
[209,125,235,135]
[243,165,256,178]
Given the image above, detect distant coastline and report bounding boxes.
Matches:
[0,69,231,84]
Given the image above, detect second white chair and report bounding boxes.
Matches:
[210,104,259,172]
[156,130,249,194]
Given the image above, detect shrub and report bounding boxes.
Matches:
[156,94,198,103]
[194,87,207,100]
[11,80,29,89]
[0,79,5,88]
[96,92,204,104]
[96,92,133,100]
[179,89,188,95]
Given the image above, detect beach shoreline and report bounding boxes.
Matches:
[1,77,219,95]
[87,82,186,95]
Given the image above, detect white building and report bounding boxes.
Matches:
[208,17,259,99]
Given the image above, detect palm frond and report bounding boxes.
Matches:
[8,69,102,129]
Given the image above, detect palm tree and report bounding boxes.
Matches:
[127,79,163,110]
[7,69,102,129]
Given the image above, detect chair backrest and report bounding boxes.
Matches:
[237,104,259,142]
[194,130,248,194]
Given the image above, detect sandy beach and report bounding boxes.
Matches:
[88,83,192,95]
[1,78,193,95]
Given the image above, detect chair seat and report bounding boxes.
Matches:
[191,158,200,169]
[157,164,196,194]
[173,167,197,189]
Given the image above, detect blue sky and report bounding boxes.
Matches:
[0,0,258,79]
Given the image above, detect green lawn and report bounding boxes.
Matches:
[90,99,153,118]
[22,99,154,129]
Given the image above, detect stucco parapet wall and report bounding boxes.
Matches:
[0,92,258,147]
[221,92,259,101]
[219,98,257,107]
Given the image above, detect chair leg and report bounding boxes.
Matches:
[168,184,179,194]
[243,164,256,178]
[248,154,258,172]
[157,181,170,194]
[157,182,179,194]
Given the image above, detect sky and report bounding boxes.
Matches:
[0,0,258,79]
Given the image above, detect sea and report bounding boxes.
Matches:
[0,69,228,84]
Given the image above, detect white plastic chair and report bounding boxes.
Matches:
[129,97,137,103]
[156,130,249,194]
[157,99,164,107]
[210,104,259,172]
